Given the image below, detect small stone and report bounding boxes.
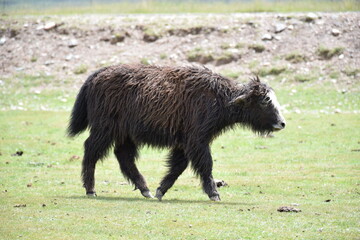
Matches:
[274,23,287,33]
[68,39,78,48]
[334,109,341,114]
[331,28,340,36]
[0,37,6,45]
[69,155,80,161]
[338,54,344,59]
[65,54,73,61]
[36,25,44,31]
[143,34,158,43]
[246,21,256,27]
[44,22,57,31]
[287,25,294,30]
[44,60,54,66]
[304,13,318,22]
[261,33,273,41]
[110,34,125,44]
[214,179,228,188]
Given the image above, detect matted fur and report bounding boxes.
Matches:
[68,64,285,201]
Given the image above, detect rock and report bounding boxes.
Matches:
[110,34,125,44]
[214,179,228,188]
[44,22,57,31]
[65,54,73,61]
[331,28,340,36]
[36,25,44,31]
[246,21,257,28]
[68,39,78,48]
[287,25,294,30]
[304,13,318,22]
[274,23,287,33]
[10,29,19,38]
[261,33,273,41]
[44,60,55,66]
[0,37,6,45]
[143,33,159,43]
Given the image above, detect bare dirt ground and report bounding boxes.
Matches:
[0,12,359,88]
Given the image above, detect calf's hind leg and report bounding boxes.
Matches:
[155,148,189,201]
[114,138,152,198]
[82,128,113,196]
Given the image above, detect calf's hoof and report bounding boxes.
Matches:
[210,195,221,201]
[86,191,97,197]
[141,190,154,199]
[155,188,164,201]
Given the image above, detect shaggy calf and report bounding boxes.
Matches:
[68,64,286,201]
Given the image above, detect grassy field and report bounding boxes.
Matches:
[3,0,360,15]
[0,71,359,239]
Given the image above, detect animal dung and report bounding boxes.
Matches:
[277,206,302,213]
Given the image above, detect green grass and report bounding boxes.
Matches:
[1,61,360,239]
[256,66,288,77]
[73,64,88,75]
[285,52,308,63]
[294,74,315,83]
[248,44,266,53]
[1,70,360,239]
[3,0,359,15]
[1,109,359,239]
[317,46,345,60]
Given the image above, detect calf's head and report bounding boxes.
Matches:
[230,76,286,134]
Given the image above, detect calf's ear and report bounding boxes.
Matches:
[228,92,251,105]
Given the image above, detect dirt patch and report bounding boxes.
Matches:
[0,13,359,88]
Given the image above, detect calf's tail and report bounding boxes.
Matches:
[67,68,106,137]
[67,83,89,137]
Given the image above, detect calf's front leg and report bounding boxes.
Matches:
[186,144,220,201]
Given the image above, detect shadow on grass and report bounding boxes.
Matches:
[65,195,255,206]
